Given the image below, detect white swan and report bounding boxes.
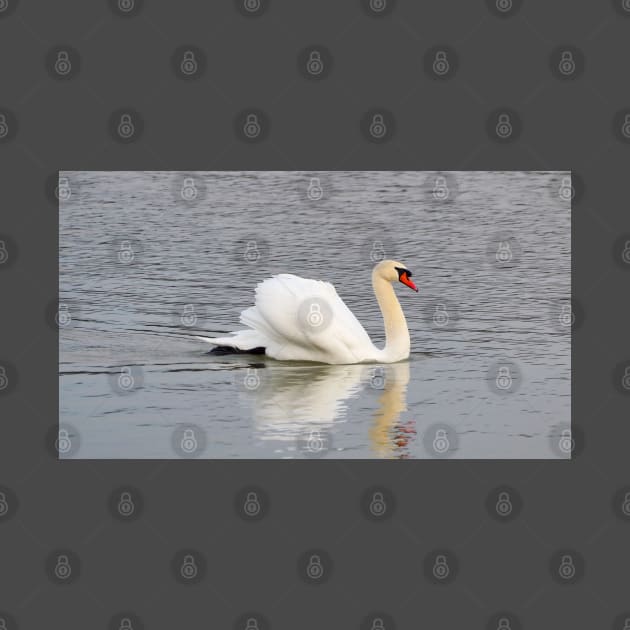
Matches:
[197,259,418,365]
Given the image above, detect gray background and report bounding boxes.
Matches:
[0,0,629,628]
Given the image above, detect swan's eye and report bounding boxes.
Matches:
[395,266,411,279]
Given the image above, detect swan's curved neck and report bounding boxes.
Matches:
[372,271,410,362]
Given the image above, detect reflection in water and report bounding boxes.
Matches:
[237,361,411,458]
[369,362,414,459]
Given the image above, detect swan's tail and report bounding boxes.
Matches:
[196,274,330,357]
[195,328,267,352]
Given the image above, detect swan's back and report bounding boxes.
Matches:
[240,274,375,363]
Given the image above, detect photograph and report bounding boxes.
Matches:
[5,2,629,625]
[59,170,571,459]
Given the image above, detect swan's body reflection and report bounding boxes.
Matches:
[235,361,413,458]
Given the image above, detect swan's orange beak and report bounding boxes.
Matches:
[399,271,418,292]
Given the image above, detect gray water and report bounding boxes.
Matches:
[59,171,571,459]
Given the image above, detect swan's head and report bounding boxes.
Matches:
[374,259,418,292]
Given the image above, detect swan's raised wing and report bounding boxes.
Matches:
[240,274,375,364]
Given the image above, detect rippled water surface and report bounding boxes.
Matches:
[60,171,571,459]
